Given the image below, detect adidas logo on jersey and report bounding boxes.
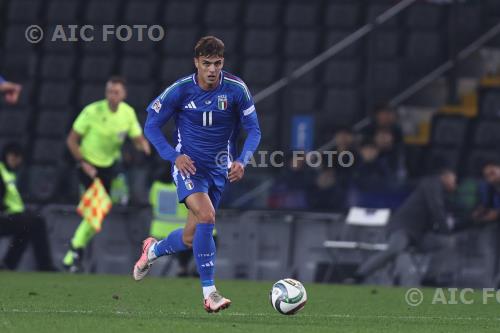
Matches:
[184,101,197,109]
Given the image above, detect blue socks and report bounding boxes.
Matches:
[193,223,216,287]
[153,228,189,257]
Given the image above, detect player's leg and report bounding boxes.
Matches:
[185,192,230,312]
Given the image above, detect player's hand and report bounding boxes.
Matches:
[1,82,22,105]
[175,154,196,177]
[142,140,151,156]
[80,161,97,179]
[228,161,245,183]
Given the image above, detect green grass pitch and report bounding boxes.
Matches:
[0,272,498,332]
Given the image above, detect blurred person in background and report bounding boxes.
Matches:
[352,140,391,190]
[354,167,460,283]
[63,76,151,272]
[472,160,500,224]
[373,128,406,181]
[332,127,357,188]
[0,142,55,271]
[361,105,403,147]
[310,167,346,212]
[0,75,22,105]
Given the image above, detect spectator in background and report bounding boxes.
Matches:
[472,160,500,224]
[310,167,346,212]
[0,75,22,105]
[354,167,459,283]
[0,142,55,271]
[352,141,391,190]
[373,128,406,181]
[333,127,357,188]
[362,105,403,147]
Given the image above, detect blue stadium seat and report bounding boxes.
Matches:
[164,0,200,26]
[406,3,444,29]
[367,3,399,28]
[323,59,362,87]
[161,27,200,56]
[284,29,320,58]
[31,139,67,165]
[124,0,160,25]
[244,1,281,28]
[283,87,318,114]
[122,37,156,56]
[79,56,115,82]
[46,0,80,24]
[0,51,37,80]
[370,31,400,60]
[120,56,155,83]
[81,27,117,55]
[242,58,278,86]
[244,29,279,57]
[324,30,362,59]
[205,28,239,56]
[283,59,317,85]
[42,25,78,55]
[325,1,361,29]
[426,147,461,173]
[78,83,104,109]
[35,111,72,138]
[160,58,195,85]
[7,0,42,23]
[473,121,500,148]
[431,115,468,147]
[38,81,75,108]
[84,0,120,24]
[126,83,155,111]
[480,88,500,120]
[371,61,400,103]
[322,88,362,126]
[0,111,29,136]
[40,55,75,80]
[4,25,37,52]
[284,1,321,28]
[204,0,242,28]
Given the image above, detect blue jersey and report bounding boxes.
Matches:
[144,71,261,176]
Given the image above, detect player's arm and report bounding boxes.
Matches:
[67,108,97,178]
[0,75,22,105]
[128,108,151,155]
[144,92,195,176]
[229,94,261,183]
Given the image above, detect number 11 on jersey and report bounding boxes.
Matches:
[203,111,213,127]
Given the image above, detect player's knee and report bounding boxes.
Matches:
[197,210,216,224]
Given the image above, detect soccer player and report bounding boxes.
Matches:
[64,76,151,272]
[133,36,261,313]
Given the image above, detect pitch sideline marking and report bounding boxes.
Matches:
[2,308,500,322]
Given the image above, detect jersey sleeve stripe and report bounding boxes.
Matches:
[224,77,252,102]
[242,105,256,116]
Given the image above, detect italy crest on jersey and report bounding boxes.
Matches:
[217,95,228,111]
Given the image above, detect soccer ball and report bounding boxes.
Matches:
[269,278,307,315]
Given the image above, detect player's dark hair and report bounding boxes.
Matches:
[482,157,500,170]
[194,36,224,58]
[107,76,127,88]
[1,141,23,161]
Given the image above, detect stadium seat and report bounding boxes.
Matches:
[321,88,362,127]
[405,32,443,74]
[406,3,444,29]
[204,0,242,28]
[284,29,320,58]
[324,30,362,59]
[46,0,80,24]
[0,111,29,136]
[126,83,155,111]
[0,52,37,80]
[248,84,279,114]
[122,37,156,56]
[31,139,67,165]
[24,165,61,203]
[161,27,200,56]
[35,111,71,138]
[425,147,461,173]
[160,58,195,85]
[0,82,34,109]
[42,25,78,55]
[284,1,321,28]
[283,87,318,114]
[164,0,199,26]
[371,61,401,103]
[243,29,279,57]
[7,0,42,23]
[370,31,400,60]
[324,1,361,29]
[38,81,75,108]
[78,83,104,109]
[124,0,160,25]
[367,3,399,28]
[465,149,500,178]
[323,59,362,87]
[480,88,500,119]
[4,25,37,52]
[120,56,155,83]
[244,1,281,27]
[40,55,76,80]
[430,115,469,147]
[472,121,500,148]
[81,27,118,55]
[84,0,120,24]
[282,59,317,85]
[79,56,115,82]
[128,167,150,206]
[241,58,278,86]
[205,28,239,56]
